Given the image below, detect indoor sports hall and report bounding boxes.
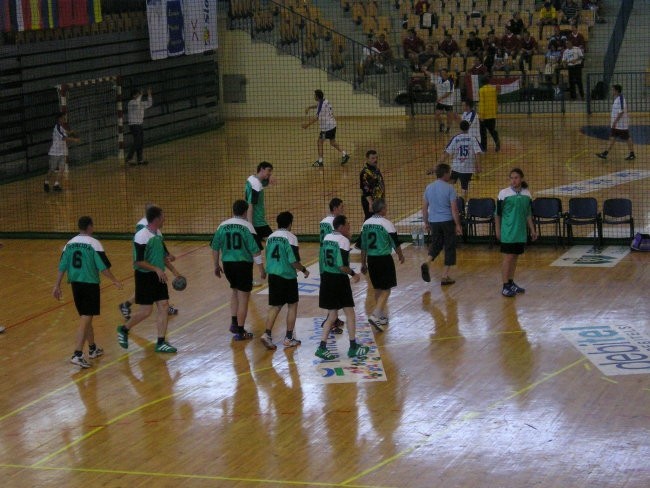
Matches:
[0,0,649,487]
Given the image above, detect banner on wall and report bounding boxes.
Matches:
[146,0,217,60]
[1,0,102,32]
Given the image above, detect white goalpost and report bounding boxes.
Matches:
[55,76,124,171]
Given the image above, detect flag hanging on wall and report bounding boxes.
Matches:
[0,0,102,32]
[147,0,217,60]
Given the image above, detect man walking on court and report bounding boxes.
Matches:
[478,77,500,152]
[316,215,369,360]
[596,84,636,161]
[260,211,310,350]
[442,120,483,200]
[421,163,463,286]
[319,197,346,334]
[211,200,266,341]
[360,199,405,332]
[126,87,153,165]
[302,89,350,167]
[117,206,178,353]
[53,216,122,368]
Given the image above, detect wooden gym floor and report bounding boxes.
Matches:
[0,114,649,487]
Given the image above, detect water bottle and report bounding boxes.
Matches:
[411,226,418,246]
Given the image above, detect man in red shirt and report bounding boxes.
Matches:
[500,26,520,58]
[373,33,394,65]
[403,28,425,68]
[438,33,460,59]
[567,23,586,51]
[519,30,538,71]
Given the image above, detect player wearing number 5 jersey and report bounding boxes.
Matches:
[53,216,122,368]
[211,199,266,341]
[316,215,370,361]
[319,197,346,334]
[260,212,310,351]
[360,200,405,332]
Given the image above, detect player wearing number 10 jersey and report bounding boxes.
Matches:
[359,199,405,332]
[211,199,266,341]
[53,216,122,368]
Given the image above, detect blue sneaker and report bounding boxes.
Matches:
[510,282,526,294]
[502,285,516,297]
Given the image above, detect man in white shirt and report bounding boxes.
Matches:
[434,69,454,133]
[561,40,584,100]
[126,87,153,166]
[303,89,350,167]
[443,120,483,199]
[596,84,636,161]
[45,113,80,192]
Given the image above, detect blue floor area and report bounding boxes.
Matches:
[581,125,650,144]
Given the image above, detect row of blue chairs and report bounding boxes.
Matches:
[456,197,634,247]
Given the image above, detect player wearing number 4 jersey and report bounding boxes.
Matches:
[260,212,310,350]
[53,216,122,368]
[211,199,266,341]
[316,215,370,360]
[360,199,405,332]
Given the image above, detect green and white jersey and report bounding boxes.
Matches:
[133,227,166,272]
[319,215,335,244]
[58,235,110,284]
[135,216,147,232]
[497,187,532,244]
[265,229,300,279]
[320,232,350,275]
[360,215,399,256]
[211,217,260,263]
[244,175,268,227]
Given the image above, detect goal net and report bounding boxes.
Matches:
[56,76,123,168]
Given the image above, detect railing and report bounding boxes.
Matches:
[586,71,650,114]
[227,0,410,105]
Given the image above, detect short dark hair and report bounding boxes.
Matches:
[613,84,622,94]
[366,149,377,158]
[372,199,386,214]
[332,215,348,230]
[257,161,273,172]
[78,216,93,231]
[131,89,142,98]
[232,199,249,216]
[56,112,65,121]
[460,120,470,131]
[276,211,293,229]
[314,89,324,100]
[329,198,343,211]
[435,163,451,179]
[146,205,163,223]
[464,100,474,109]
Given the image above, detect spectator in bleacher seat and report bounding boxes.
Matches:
[465,58,488,102]
[465,31,483,58]
[500,26,520,58]
[560,0,580,25]
[537,1,558,26]
[417,42,439,71]
[544,40,563,85]
[438,33,461,59]
[357,37,381,84]
[567,23,586,51]
[403,28,426,68]
[482,31,499,73]
[561,39,584,100]
[492,48,512,73]
[519,30,539,71]
[373,33,394,66]
[547,24,567,49]
[583,0,605,23]
[505,11,525,36]
[126,87,153,166]
[414,0,430,16]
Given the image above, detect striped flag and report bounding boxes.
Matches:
[0,0,101,31]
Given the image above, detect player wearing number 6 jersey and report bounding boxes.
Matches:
[316,215,370,361]
[260,212,310,351]
[211,199,266,341]
[53,216,122,368]
[360,200,405,332]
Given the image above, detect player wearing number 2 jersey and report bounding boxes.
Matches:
[211,199,266,341]
[316,215,370,361]
[359,199,405,332]
[53,216,122,368]
[260,212,310,351]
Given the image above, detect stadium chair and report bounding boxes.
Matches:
[362,15,378,36]
[434,56,450,71]
[466,197,496,246]
[378,16,391,33]
[532,197,563,246]
[484,12,500,29]
[474,0,489,13]
[365,1,379,19]
[437,13,453,30]
[450,56,465,74]
[458,0,473,14]
[564,197,601,246]
[602,198,634,242]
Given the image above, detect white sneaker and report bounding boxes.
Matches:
[70,355,91,368]
[368,314,384,332]
[378,316,389,327]
[0,325,5,333]
[283,337,302,348]
[88,347,104,359]
[260,333,277,350]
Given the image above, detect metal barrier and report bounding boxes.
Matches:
[586,72,650,114]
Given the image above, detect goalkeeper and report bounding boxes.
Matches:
[126,87,153,166]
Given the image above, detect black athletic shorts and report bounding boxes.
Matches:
[500,242,525,255]
[71,282,100,316]
[254,225,273,250]
[367,254,397,290]
[319,127,337,140]
[610,128,630,140]
[319,272,354,310]
[135,270,169,305]
[450,171,473,190]
[436,103,453,112]
[268,274,299,306]
[224,261,254,292]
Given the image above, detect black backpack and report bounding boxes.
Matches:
[591,81,606,100]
